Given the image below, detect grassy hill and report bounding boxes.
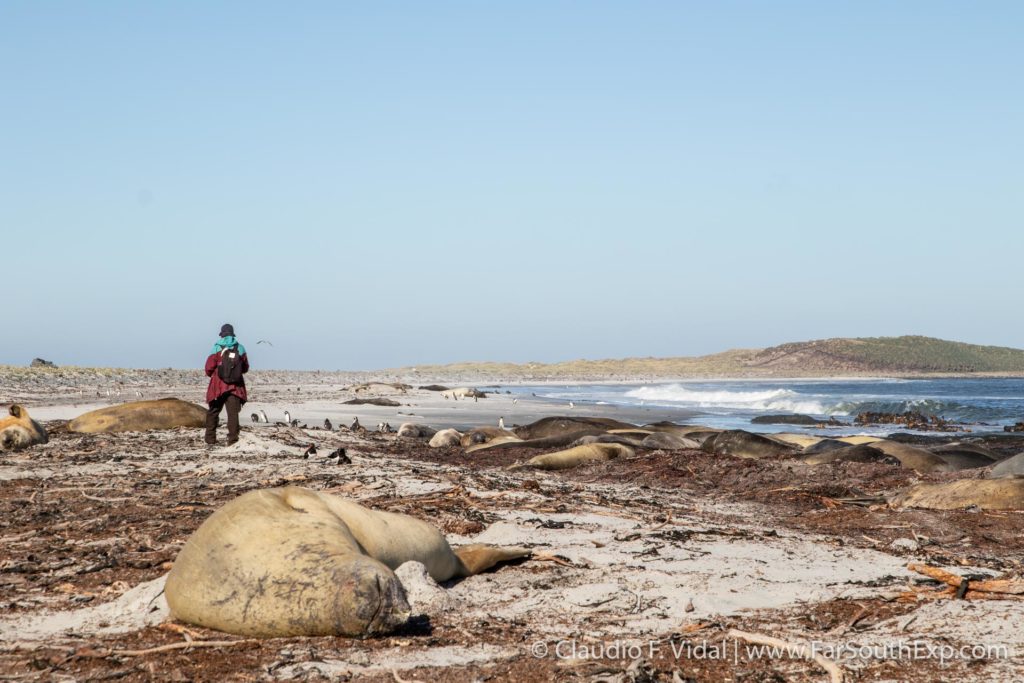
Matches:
[398,336,1024,380]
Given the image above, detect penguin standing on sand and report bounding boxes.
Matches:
[324,418,333,431]
[498,417,505,429]
[251,413,259,423]
[259,410,269,423]
[284,410,291,424]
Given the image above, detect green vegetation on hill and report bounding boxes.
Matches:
[398,336,1024,380]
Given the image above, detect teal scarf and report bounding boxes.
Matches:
[211,336,246,356]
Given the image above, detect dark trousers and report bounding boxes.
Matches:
[206,394,241,444]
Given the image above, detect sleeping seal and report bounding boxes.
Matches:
[702,430,797,459]
[0,405,48,451]
[165,487,530,637]
[799,444,899,466]
[512,443,633,471]
[889,479,1024,511]
[988,452,1024,479]
[68,398,206,434]
[869,440,954,473]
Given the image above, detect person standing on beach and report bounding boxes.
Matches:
[204,323,249,446]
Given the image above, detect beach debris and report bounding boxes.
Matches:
[727,629,844,683]
[900,563,1024,602]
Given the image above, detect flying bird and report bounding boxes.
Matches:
[256,340,274,346]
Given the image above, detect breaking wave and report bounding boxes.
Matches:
[624,385,830,415]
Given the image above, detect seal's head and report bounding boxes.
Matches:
[0,405,48,451]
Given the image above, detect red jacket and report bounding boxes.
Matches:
[205,350,250,403]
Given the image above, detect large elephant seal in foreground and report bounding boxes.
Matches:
[512,443,633,471]
[702,430,797,459]
[166,487,530,637]
[68,398,205,434]
[0,405,48,451]
[889,479,1024,511]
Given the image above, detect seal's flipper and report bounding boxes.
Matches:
[454,544,531,576]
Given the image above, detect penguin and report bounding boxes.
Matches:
[259,410,269,423]
[290,419,300,428]
[351,417,362,431]
[324,418,333,431]
[302,444,317,459]
[569,401,575,409]
[512,398,518,406]
[498,417,505,429]
[284,410,291,424]
[328,447,350,464]
[250,413,259,423]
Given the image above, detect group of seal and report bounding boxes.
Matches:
[165,486,529,637]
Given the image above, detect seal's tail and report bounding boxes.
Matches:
[454,544,531,576]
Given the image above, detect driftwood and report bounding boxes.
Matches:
[900,563,1024,602]
[727,629,844,683]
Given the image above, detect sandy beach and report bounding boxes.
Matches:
[2,372,1024,681]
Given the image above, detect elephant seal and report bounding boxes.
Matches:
[702,430,797,459]
[512,416,636,440]
[799,444,899,466]
[572,434,646,449]
[802,438,857,454]
[989,452,1024,479]
[67,398,206,434]
[770,433,825,449]
[927,446,999,470]
[461,427,520,448]
[166,487,530,637]
[465,430,605,453]
[441,387,486,400]
[513,443,633,471]
[397,423,437,438]
[0,405,48,451]
[428,429,463,448]
[642,422,721,436]
[889,479,1024,511]
[869,440,954,473]
[639,432,701,450]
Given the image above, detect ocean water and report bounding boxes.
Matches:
[507,378,1024,435]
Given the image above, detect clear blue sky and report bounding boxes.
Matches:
[2,2,1021,370]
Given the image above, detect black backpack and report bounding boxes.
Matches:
[217,345,244,384]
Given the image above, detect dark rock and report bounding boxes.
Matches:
[749,414,847,426]
[30,358,56,368]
